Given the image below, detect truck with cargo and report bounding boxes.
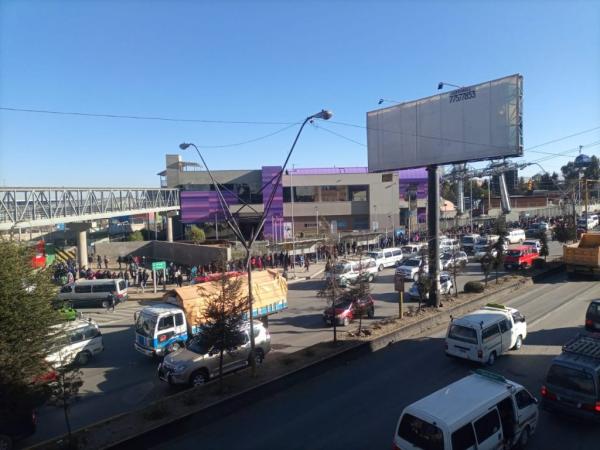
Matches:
[133,269,288,357]
[563,232,600,278]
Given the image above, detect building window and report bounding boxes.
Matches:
[320,185,348,202]
[349,185,368,201]
[352,216,369,230]
[283,187,291,202]
[293,186,318,202]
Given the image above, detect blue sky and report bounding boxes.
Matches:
[1,0,599,186]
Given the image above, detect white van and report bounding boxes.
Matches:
[506,229,526,244]
[461,234,480,254]
[46,318,104,367]
[367,248,404,271]
[440,237,460,253]
[57,278,128,308]
[326,257,378,287]
[393,370,539,450]
[445,304,527,365]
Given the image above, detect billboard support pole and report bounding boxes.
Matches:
[427,165,440,308]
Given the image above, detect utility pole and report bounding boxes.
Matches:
[427,165,440,308]
[585,178,589,232]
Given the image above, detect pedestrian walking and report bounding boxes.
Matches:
[104,290,116,312]
[97,254,102,269]
[104,255,109,269]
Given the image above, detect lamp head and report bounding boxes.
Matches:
[378,99,384,105]
[179,143,191,150]
[437,82,444,90]
[311,109,333,121]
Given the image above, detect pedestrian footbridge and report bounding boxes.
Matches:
[0,187,179,231]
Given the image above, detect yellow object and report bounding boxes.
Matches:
[564,232,600,268]
[162,269,288,329]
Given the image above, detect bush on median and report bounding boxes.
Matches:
[464,281,485,293]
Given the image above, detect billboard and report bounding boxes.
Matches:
[367,74,523,171]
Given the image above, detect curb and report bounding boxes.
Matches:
[30,265,563,450]
[286,267,325,284]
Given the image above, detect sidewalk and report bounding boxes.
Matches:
[277,261,327,284]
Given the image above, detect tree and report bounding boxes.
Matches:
[0,241,59,429]
[449,247,465,298]
[128,230,144,241]
[415,258,431,310]
[189,225,206,244]
[349,253,372,336]
[538,231,549,261]
[48,354,83,448]
[553,219,577,244]
[200,264,248,393]
[492,233,507,284]
[480,252,493,287]
[321,247,341,344]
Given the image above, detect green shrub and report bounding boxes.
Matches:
[128,230,144,241]
[464,281,485,293]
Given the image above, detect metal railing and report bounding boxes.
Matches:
[0,187,180,230]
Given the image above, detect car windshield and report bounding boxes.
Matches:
[401,246,415,253]
[403,259,421,267]
[397,413,444,450]
[506,250,522,257]
[333,300,352,310]
[333,264,350,274]
[366,252,380,260]
[135,313,156,338]
[448,324,478,344]
[186,335,211,355]
[547,364,596,396]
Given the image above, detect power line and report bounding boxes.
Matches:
[194,123,299,148]
[0,106,298,125]
[312,123,367,147]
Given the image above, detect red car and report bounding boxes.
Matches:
[323,295,375,326]
[504,245,539,270]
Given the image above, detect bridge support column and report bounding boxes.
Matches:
[70,223,91,269]
[166,216,173,242]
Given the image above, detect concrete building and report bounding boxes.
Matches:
[159,155,431,240]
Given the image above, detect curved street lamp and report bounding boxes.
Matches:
[179,109,332,374]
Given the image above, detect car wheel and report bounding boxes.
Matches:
[189,369,209,387]
[487,351,497,366]
[342,316,350,326]
[0,435,12,450]
[378,264,384,272]
[168,341,181,353]
[367,307,375,319]
[75,351,91,366]
[513,335,523,350]
[518,426,530,449]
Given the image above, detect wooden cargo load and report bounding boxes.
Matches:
[162,269,288,330]
[564,232,600,272]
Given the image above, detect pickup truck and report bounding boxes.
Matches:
[564,232,600,278]
[134,270,288,357]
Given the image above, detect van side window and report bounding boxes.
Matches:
[175,314,184,326]
[393,250,402,257]
[158,316,174,330]
[60,285,72,293]
[482,325,499,341]
[474,409,500,444]
[451,423,476,450]
[74,285,92,294]
[384,251,392,258]
[118,280,126,291]
[515,389,537,409]
[499,320,509,333]
[93,284,114,293]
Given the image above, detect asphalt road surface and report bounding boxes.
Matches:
[139,272,600,450]
[20,240,566,447]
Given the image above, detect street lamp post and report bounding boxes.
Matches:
[178,109,332,374]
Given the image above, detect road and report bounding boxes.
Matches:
[20,240,566,446]
[139,272,600,450]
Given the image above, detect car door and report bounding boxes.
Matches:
[514,389,538,435]
[498,318,513,354]
[383,250,393,267]
[226,331,250,371]
[482,324,502,360]
[473,408,503,450]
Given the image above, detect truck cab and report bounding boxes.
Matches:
[134,304,190,357]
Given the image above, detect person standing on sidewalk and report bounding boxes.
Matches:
[104,255,109,269]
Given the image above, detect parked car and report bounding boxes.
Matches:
[441,251,468,269]
[46,318,104,367]
[541,334,600,421]
[473,246,498,262]
[585,300,600,332]
[367,248,404,271]
[504,245,539,270]
[400,244,422,260]
[0,408,37,450]
[394,371,538,450]
[326,257,378,287]
[56,278,128,308]
[506,229,526,244]
[523,239,541,253]
[396,257,427,281]
[445,304,527,365]
[158,320,270,387]
[407,272,453,301]
[461,234,480,254]
[323,294,375,326]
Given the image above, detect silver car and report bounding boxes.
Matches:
[157,321,271,387]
